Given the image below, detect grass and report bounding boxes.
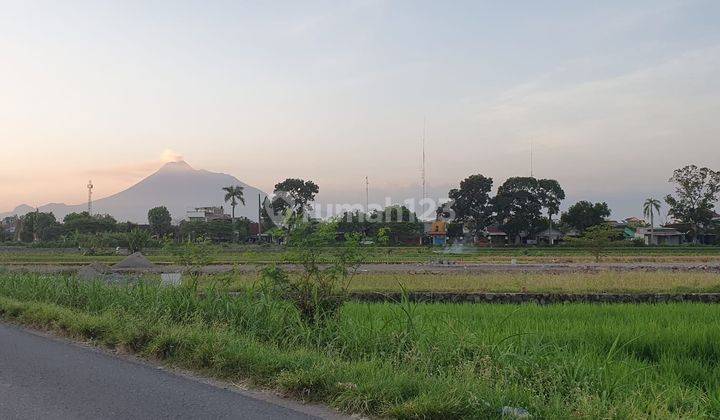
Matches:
[204,271,720,294]
[1,273,720,418]
[2,244,720,265]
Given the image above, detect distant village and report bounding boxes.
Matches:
[2,163,719,248]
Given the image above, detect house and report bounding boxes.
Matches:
[186,206,231,222]
[427,220,448,246]
[1,216,19,235]
[483,226,508,246]
[624,217,645,225]
[536,227,564,245]
[664,220,717,245]
[635,227,684,246]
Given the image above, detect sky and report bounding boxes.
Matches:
[1,0,720,220]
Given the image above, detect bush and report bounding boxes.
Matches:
[631,237,646,247]
[127,228,150,253]
[260,221,364,323]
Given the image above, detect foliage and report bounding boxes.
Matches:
[259,196,277,232]
[665,165,720,242]
[270,178,319,222]
[126,228,150,253]
[222,185,246,229]
[492,177,544,241]
[63,212,117,234]
[561,201,612,232]
[179,219,251,243]
[375,227,390,247]
[2,274,720,418]
[147,206,172,237]
[18,212,60,242]
[536,178,566,222]
[260,221,364,323]
[568,224,618,262]
[372,206,423,245]
[490,177,565,242]
[448,174,494,236]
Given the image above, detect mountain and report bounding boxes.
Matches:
[1,161,267,223]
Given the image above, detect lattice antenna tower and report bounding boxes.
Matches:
[421,118,427,200]
[87,180,94,214]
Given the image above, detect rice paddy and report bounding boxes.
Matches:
[1,272,719,418]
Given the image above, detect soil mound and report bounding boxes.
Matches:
[113,252,156,270]
[76,262,113,282]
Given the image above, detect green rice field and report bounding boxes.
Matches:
[1,273,719,418]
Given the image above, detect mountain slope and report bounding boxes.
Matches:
[1,161,267,223]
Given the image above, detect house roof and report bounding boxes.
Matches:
[537,228,563,237]
[485,226,507,236]
[636,227,683,236]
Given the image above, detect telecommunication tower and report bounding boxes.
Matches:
[421,118,427,200]
[87,180,94,214]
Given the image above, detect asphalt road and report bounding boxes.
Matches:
[0,323,337,420]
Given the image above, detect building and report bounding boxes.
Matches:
[427,220,448,246]
[185,206,231,222]
[1,216,19,234]
[635,227,684,246]
[483,226,508,246]
[536,227,564,245]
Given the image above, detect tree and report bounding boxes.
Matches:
[222,185,245,222]
[568,224,617,262]
[537,179,566,227]
[448,174,494,237]
[148,206,172,237]
[126,228,150,253]
[560,201,611,233]
[18,211,60,242]
[233,217,252,242]
[643,198,661,245]
[372,205,423,245]
[271,178,319,222]
[64,212,117,234]
[492,177,544,243]
[664,165,720,243]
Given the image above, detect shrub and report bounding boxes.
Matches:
[127,228,150,253]
[260,221,364,323]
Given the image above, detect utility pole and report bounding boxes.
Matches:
[87,180,93,214]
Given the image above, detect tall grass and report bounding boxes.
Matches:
[1,273,719,418]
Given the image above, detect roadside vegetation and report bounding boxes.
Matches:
[1,273,719,418]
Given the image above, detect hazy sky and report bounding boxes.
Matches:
[2,0,719,219]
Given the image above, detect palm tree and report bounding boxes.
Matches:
[223,185,245,223]
[643,198,661,245]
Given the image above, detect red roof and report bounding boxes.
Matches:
[486,226,507,236]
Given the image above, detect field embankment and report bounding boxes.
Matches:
[2,245,720,266]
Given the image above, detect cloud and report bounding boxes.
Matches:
[160,149,184,163]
